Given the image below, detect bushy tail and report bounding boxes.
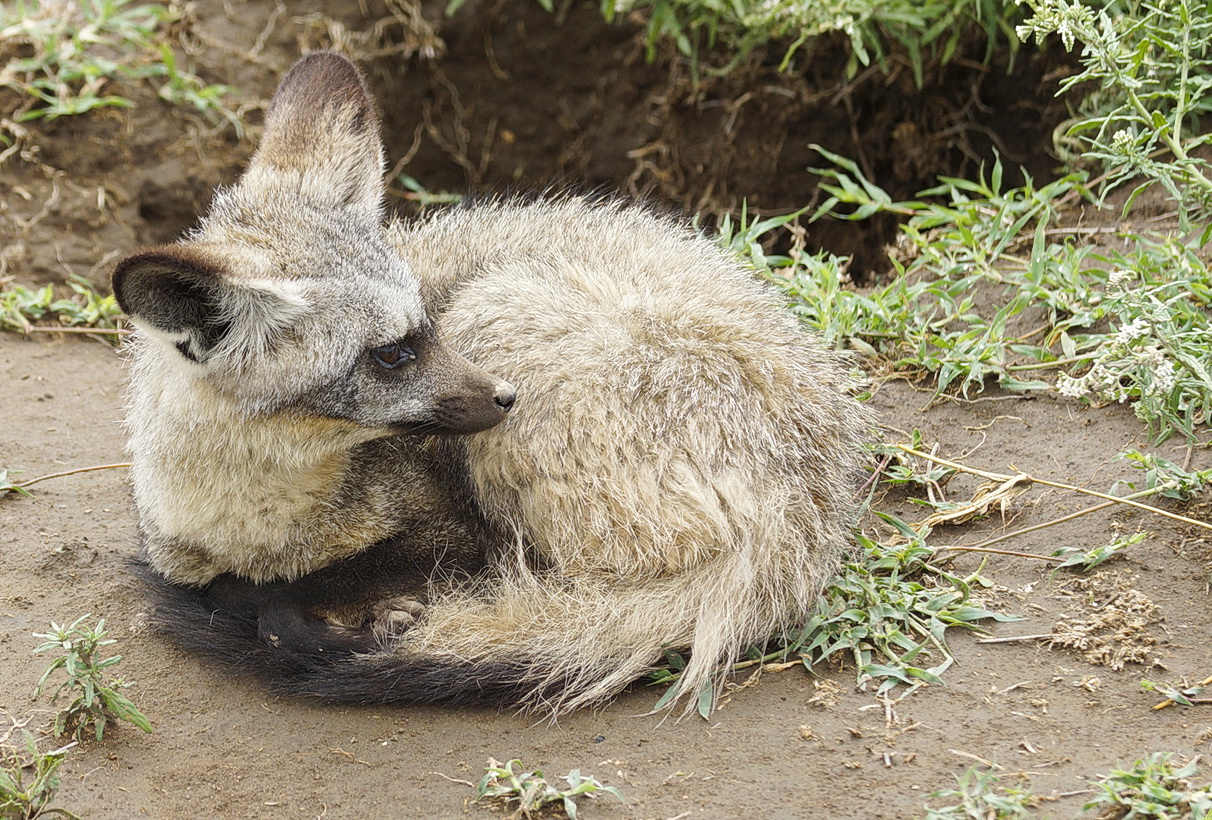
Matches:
[136,532,840,715]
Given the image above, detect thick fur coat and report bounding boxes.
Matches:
[115,51,871,715]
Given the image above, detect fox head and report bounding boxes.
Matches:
[113,52,514,436]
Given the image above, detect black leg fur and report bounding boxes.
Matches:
[136,532,485,665]
[131,514,560,707]
[204,574,382,656]
[131,550,571,708]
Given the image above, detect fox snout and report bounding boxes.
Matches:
[429,373,517,435]
[400,338,518,436]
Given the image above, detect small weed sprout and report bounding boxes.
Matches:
[873,433,959,498]
[0,733,79,820]
[920,765,1037,820]
[393,175,464,208]
[32,616,151,742]
[474,758,624,819]
[0,277,124,335]
[1141,676,1212,709]
[1051,530,1147,574]
[1083,753,1212,819]
[0,470,33,500]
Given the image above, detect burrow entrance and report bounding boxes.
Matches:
[368,0,1073,282]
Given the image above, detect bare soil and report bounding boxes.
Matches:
[1,2,1210,819]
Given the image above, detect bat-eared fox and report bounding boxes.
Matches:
[114,50,871,716]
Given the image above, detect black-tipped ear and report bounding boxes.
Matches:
[113,245,306,364]
[242,51,385,215]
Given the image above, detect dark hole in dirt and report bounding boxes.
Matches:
[366,0,1073,284]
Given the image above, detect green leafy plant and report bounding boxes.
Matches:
[1017,0,1212,231]
[1051,529,1147,572]
[32,616,152,742]
[449,0,1019,81]
[763,148,1212,443]
[1050,244,1212,443]
[793,148,1097,396]
[0,0,238,129]
[795,513,1017,694]
[1082,753,1212,819]
[474,758,624,819]
[0,734,78,820]
[1116,449,1212,501]
[0,277,124,335]
[920,766,1037,820]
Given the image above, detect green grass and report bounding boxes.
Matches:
[0,0,239,133]
[735,151,1212,444]
[711,0,1212,447]
[447,0,1021,82]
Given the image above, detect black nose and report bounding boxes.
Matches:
[494,383,517,411]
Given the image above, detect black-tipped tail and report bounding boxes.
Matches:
[131,559,557,709]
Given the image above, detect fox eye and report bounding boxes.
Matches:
[371,341,415,369]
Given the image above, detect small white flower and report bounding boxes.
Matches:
[1057,18,1077,51]
[1114,317,1150,344]
[1107,268,1134,294]
[1152,359,1177,392]
[1057,373,1087,398]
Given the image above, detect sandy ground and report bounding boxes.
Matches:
[1,1,1210,816]
[2,330,1210,819]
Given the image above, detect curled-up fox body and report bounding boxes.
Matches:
[116,51,871,715]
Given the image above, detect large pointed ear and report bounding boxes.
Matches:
[240,51,385,216]
[113,245,308,366]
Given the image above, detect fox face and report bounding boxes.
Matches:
[113,52,515,437]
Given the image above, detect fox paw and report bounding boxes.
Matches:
[370,596,425,643]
